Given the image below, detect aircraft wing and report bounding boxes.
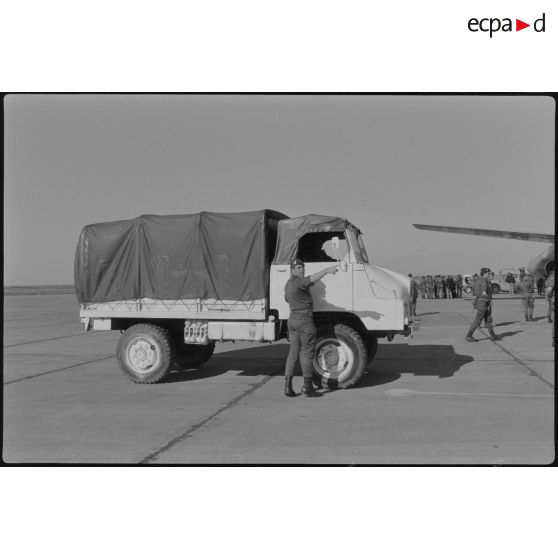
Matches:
[413,224,554,243]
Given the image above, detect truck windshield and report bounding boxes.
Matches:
[348,229,369,263]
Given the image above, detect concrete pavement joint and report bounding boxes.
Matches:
[4,355,115,385]
[457,312,554,390]
[139,374,274,464]
[4,333,86,348]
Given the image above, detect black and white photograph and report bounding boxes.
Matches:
[3,93,555,465]
[2,1,557,556]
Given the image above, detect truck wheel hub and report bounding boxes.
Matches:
[128,339,158,371]
[315,339,352,373]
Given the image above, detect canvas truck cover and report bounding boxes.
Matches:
[272,214,353,265]
[75,210,288,304]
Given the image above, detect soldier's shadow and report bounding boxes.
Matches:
[493,331,523,339]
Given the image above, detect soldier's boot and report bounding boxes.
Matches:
[301,377,319,397]
[284,376,296,397]
[465,327,477,342]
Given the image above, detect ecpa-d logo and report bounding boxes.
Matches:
[468,12,546,38]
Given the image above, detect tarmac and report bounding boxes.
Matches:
[2,293,555,464]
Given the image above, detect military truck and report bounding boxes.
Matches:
[75,210,416,389]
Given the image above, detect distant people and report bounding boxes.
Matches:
[409,274,418,316]
[536,277,545,296]
[519,268,526,282]
[505,272,516,294]
[426,275,434,299]
[518,273,535,321]
[466,267,497,342]
[454,274,463,298]
[444,275,454,299]
[435,275,444,299]
[418,275,426,299]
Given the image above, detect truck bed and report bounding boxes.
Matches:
[80,297,267,321]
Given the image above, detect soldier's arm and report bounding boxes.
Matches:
[309,265,338,284]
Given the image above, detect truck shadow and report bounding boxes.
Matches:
[165,343,474,386]
[363,344,474,383]
[164,344,290,383]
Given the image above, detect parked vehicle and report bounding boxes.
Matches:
[76,210,418,389]
[462,274,474,294]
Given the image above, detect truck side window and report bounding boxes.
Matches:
[297,232,347,262]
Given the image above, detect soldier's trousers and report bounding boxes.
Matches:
[521,296,534,320]
[285,312,316,379]
[467,302,494,337]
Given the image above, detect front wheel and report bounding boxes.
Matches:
[117,323,174,384]
[313,324,367,389]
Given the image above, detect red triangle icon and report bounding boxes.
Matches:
[516,19,530,31]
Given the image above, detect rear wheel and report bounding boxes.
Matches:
[313,324,367,389]
[175,342,215,367]
[117,323,174,384]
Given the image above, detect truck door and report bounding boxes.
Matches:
[270,232,353,318]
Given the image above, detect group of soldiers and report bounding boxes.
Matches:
[408,268,555,346]
[414,274,465,300]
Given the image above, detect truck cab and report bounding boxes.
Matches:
[269,215,415,388]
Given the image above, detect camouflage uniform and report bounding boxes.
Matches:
[435,275,444,298]
[454,274,463,298]
[418,276,426,299]
[444,275,454,299]
[426,275,434,299]
[466,268,496,341]
[518,275,535,321]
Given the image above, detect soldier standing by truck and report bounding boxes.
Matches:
[283,258,338,397]
[466,267,497,342]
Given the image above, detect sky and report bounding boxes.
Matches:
[4,94,555,285]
